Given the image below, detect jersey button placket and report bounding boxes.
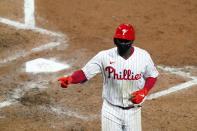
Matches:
[122,93,129,107]
[122,62,129,107]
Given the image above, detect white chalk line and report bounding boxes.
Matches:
[31,42,62,52]
[147,65,197,100]
[147,79,197,100]
[0,88,23,108]
[1,0,62,37]
[0,81,48,109]
[0,42,62,64]
[24,0,35,27]
[50,107,100,121]
[0,77,100,121]
[40,106,100,121]
[0,101,13,108]
[0,18,63,37]
[157,65,197,79]
[0,86,100,121]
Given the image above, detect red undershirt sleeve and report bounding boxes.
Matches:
[143,77,157,92]
[71,70,87,84]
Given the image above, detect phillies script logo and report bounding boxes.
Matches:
[105,66,141,80]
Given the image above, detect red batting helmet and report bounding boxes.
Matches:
[114,24,135,40]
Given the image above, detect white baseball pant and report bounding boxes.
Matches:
[102,100,142,131]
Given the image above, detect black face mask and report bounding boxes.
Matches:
[114,38,133,55]
[116,43,131,54]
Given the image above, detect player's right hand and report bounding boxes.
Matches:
[58,76,72,88]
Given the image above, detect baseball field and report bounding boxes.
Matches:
[0,0,197,130]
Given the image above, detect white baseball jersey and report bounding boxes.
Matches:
[82,46,159,107]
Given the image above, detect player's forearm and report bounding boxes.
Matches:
[71,70,87,84]
[143,77,157,92]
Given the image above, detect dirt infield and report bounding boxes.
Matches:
[0,0,197,131]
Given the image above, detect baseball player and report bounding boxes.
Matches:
[58,24,159,131]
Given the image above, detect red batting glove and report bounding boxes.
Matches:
[58,76,72,88]
[130,88,148,104]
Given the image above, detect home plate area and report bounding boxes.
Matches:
[25,58,70,73]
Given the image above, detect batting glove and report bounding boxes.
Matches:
[58,76,72,88]
[130,88,148,104]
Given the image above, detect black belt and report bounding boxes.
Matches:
[104,100,141,110]
[117,105,142,110]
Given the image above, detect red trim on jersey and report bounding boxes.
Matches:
[71,70,87,84]
[125,46,134,60]
[144,77,157,91]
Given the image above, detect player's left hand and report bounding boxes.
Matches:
[130,88,148,104]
